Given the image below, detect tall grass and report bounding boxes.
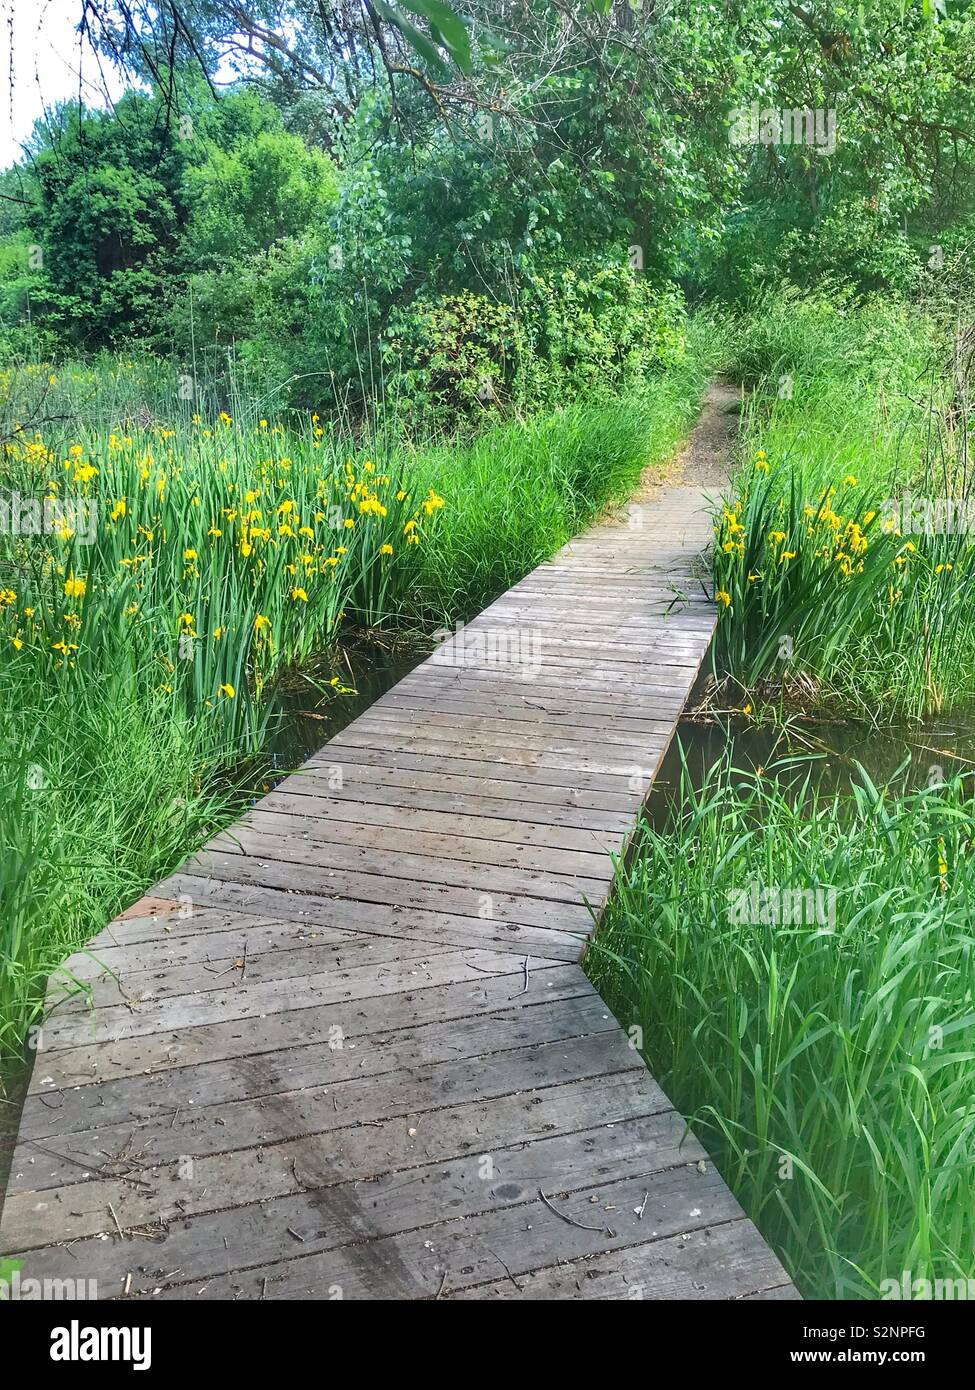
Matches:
[716,284,932,394]
[588,751,975,1299]
[711,295,975,719]
[0,352,296,437]
[0,666,238,1062]
[0,403,439,1070]
[0,416,439,748]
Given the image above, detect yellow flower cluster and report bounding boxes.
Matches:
[710,454,953,615]
[0,412,446,700]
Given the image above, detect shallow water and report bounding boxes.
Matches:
[259,636,427,778]
[645,704,975,826]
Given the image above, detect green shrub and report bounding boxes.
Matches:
[382,265,689,428]
[383,290,524,426]
[520,263,687,403]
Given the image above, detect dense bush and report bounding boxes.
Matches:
[383,290,524,425]
[381,268,689,428]
[519,268,688,404]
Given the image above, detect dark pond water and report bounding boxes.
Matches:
[645,698,975,828]
[257,635,429,782]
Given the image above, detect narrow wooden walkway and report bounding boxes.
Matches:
[1,430,797,1299]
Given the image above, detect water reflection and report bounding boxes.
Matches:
[645,707,975,829]
[257,636,428,783]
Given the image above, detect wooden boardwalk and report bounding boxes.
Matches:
[0,454,797,1298]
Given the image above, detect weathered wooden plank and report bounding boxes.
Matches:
[199,829,610,908]
[500,590,707,608]
[16,1114,697,1295]
[274,767,639,817]
[269,774,636,830]
[394,667,702,702]
[255,788,626,853]
[53,933,456,1013]
[106,876,588,956]
[315,740,666,789]
[12,1029,644,1194]
[63,910,362,976]
[445,1221,793,1301]
[327,727,670,775]
[416,639,711,674]
[153,1166,746,1300]
[276,759,640,815]
[37,948,565,1054]
[463,599,716,623]
[407,648,704,679]
[19,994,622,1146]
[23,962,594,1090]
[360,698,679,736]
[169,853,596,934]
[5,1069,660,1248]
[350,709,675,756]
[371,690,680,732]
[473,604,714,627]
[185,849,599,932]
[410,671,701,701]
[218,810,616,883]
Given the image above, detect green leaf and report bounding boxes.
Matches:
[393,0,474,73]
[368,1,451,75]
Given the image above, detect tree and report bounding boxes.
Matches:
[182,96,339,262]
[23,93,188,345]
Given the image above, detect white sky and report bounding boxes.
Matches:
[0,0,131,168]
